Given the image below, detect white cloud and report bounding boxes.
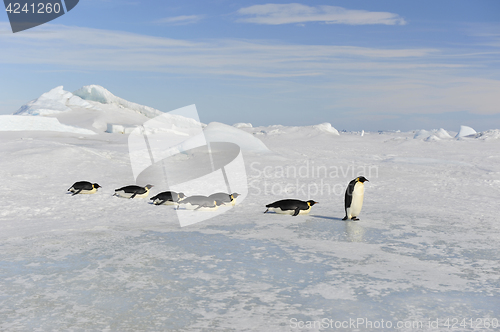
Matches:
[0,24,434,78]
[236,3,406,26]
[154,15,204,26]
[329,78,500,115]
[0,23,498,116]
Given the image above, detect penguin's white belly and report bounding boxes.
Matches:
[348,184,364,218]
[268,207,311,215]
[70,188,97,194]
[80,188,97,194]
[178,202,196,210]
[115,191,149,198]
[196,206,219,211]
[153,199,177,205]
[179,203,218,211]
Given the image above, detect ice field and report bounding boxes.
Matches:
[0,86,499,331]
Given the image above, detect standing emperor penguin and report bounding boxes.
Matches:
[343,176,369,221]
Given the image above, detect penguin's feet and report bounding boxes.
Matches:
[342,216,348,220]
[351,217,359,221]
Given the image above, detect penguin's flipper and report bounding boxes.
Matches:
[155,200,167,205]
[71,189,82,196]
[292,208,300,216]
[194,205,204,211]
[264,208,269,214]
[130,191,139,199]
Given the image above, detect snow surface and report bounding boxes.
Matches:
[1,87,499,331]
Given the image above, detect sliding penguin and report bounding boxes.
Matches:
[177,195,225,211]
[68,181,101,196]
[150,191,186,205]
[114,184,154,199]
[342,176,369,221]
[208,192,240,206]
[264,199,318,216]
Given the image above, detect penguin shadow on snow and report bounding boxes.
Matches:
[303,216,366,242]
[309,215,344,221]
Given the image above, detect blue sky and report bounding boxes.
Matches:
[1,0,499,131]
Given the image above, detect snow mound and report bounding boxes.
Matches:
[73,85,163,119]
[254,123,340,137]
[425,135,441,142]
[436,128,452,139]
[254,126,286,136]
[14,86,95,116]
[127,112,205,138]
[233,123,253,128]
[413,130,432,140]
[475,129,500,140]
[0,115,96,135]
[455,125,477,138]
[154,113,206,132]
[311,122,340,135]
[106,123,137,134]
[414,128,452,141]
[203,122,271,153]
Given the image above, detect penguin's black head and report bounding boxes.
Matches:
[178,193,186,199]
[357,176,369,183]
[93,183,101,189]
[307,200,318,206]
[231,193,240,198]
[145,184,154,189]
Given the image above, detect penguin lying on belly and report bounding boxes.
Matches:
[68,181,101,196]
[177,195,225,211]
[208,192,240,206]
[114,184,154,199]
[150,191,186,205]
[343,176,369,221]
[264,199,318,216]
